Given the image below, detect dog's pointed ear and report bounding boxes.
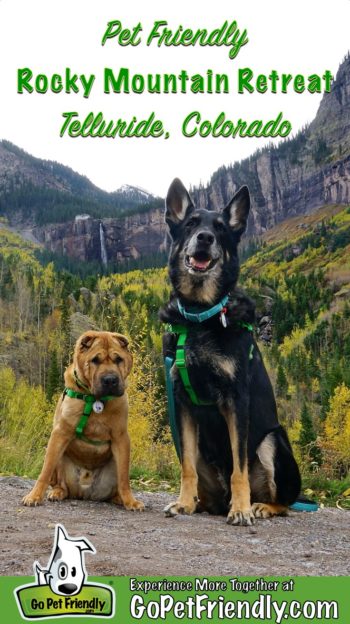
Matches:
[112,333,129,350]
[78,332,97,351]
[165,178,194,232]
[223,186,250,238]
[74,538,96,554]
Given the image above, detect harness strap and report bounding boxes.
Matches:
[172,324,214,406]
[169,319,254,406]
[177,294,229,323]
[63,386,114,446]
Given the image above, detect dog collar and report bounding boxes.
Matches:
[63,386,115,446]
[177,294,229,323]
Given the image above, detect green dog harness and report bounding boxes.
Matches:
[63,370,115,446]
[167,296,255,407]
[163,296,255,456]
[163,298,318,512]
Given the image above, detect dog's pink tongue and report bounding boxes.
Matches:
[190,256,210,270]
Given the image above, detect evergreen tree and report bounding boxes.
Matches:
[299,402,321,466]
[276,363,288,398]
[60,297,72,368]
[47,350,61,401]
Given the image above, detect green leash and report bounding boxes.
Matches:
[64,371,115,446]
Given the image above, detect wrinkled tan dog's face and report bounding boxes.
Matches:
[74,331,133,398]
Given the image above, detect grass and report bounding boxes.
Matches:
[302,474,350,508]
[130,464,180,493]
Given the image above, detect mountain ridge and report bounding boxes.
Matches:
[0,53,349,263]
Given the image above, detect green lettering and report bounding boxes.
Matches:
[182,111,200,137]
[101,20,122,45]
[256,74,267,93]
[308,74,321,93]
[293,74,305,93]
[51,74,63,93]
[17,67,33,94]
[238,68,254,93]
[60,112,78,136]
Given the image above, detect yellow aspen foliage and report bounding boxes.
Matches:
[0,367,53,476]
[127,341,178,479]
[324,383,350,469]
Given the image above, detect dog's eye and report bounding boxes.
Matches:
[115,355,123,364]
[214,220,225,232]
[91,356,100,365]
[71,567,76,577]
[185,218,198,228]
[58,563,68,580]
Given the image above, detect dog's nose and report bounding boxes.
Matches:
[197,231,215,245]
[58,583,78,595]
[101,374,118,388]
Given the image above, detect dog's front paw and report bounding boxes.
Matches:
[252,502,288,519]
[115,495,145,511]
[22,491,44,507]
[125,498,145,511]
[164,498,197,517]
[226,508,255,526]
[47,487,67,502]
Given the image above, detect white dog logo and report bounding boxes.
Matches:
[34,524,95,596]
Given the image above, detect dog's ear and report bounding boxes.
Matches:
[223,186,250,238]
[112,333,133,376]
[78,332,97,351]
[165,178,194,233]
[112,333,129,350]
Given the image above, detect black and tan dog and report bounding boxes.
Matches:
[23,331,144,511]
[160,178,301,525]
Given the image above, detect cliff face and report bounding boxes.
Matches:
[193,152,350,235]
[192,54,350,235]
[33,210,166,263]
[2,55,350,260]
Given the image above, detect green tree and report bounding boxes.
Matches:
[276,363,288,398]
[47,350,61,401]
[299,402,321,466]
[60,297,72,368]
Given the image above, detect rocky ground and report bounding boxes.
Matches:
[1,477,349,577]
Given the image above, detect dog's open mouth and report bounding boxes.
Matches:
[185,252,217,273]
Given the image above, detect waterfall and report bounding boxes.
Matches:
[99,222,108,267]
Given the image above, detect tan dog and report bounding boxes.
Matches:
[23,331,144,511]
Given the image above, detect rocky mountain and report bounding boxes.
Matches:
[0,53,349,264]
[192,53,350,235]
[33,210,166,265]
[0,141,162,226]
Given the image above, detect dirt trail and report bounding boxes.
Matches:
[1,477,349,577]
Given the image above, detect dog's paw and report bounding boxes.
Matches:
[164,499,197,517]
[22,492,44,507]
[252,502,288,519]
[226,508,255,526]
[47,487,67,502]
[122,498,145,511]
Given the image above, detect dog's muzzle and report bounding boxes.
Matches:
[185,231,220,274]
[97,373,124,397]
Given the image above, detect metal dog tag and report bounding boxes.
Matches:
[92,400,104,414]
[220,310,228,328]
